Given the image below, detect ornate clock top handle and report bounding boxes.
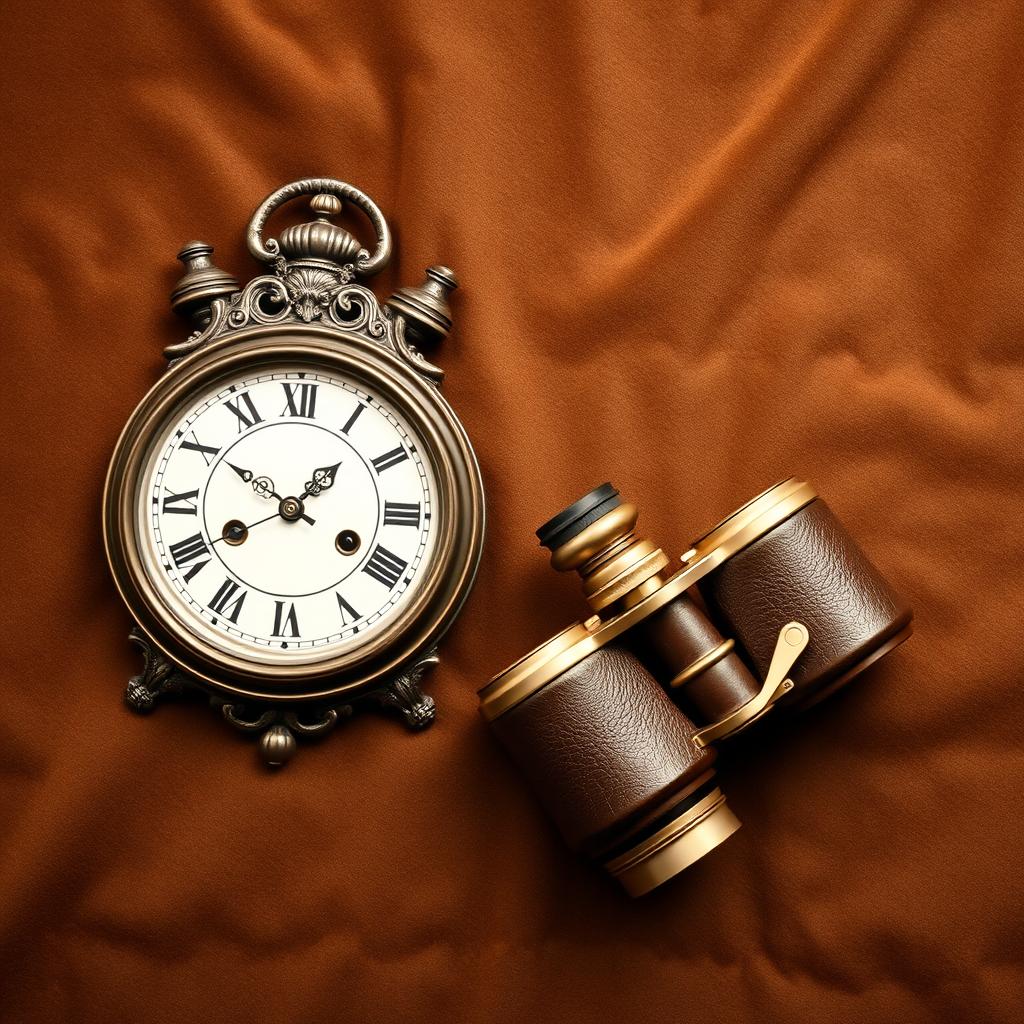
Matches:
[246,177,393,276]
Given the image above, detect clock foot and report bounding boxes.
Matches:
[125,626,185,713]
[374,648,439,730]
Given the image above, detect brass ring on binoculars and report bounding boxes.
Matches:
[668,639,736,690]
[603,787,740,898]
[687,477,816,568]
[481,558,737,720]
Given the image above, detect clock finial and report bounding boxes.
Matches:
[310,192,342,218]
[277,193,362,265]
[170,241,239,323]
[387,265,458,343]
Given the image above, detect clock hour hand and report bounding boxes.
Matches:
[225,462,315,525]
[299,462,341,501]
[226,461,254,483]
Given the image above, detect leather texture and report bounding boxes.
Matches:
[700,499,913,699]
[490,645,715,856]
[631,593,762,722]
[4,3,1023,1022]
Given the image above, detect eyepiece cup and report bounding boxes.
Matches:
[537,483,621,551]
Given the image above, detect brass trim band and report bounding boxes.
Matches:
[604,789,740,897]
[688,477,816,569]
[668,638,736,690]
[478,621,603,722]
[585,547,668,612]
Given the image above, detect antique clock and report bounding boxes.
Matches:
[103,178,485,765]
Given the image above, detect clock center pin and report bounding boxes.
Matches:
[279,496,305,522]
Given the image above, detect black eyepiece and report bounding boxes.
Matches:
[536,483,621,551]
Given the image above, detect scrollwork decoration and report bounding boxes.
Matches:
[391,311,445,385]
[165,178,453,392]
[328,283,389,337]
[124,626,186,712]
[226,275,291,330]
[372,647,439,729]
[214,700,351,767]
[163,297,230,361]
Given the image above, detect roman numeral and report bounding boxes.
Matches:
[383,501,421,527]
[162,488,199,516]
[362,545,407,590]
[281,382,318,418]
[271,601,300,637]
[180,432,220,466]
[341,403,365,434]
[336,593,359,627]
[209,578,247,623]
[224,391,263,432]
[371,446,408,474]
[168,532,210,583]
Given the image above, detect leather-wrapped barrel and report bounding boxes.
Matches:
[478,632,740,896]
[689,479,913,709]
[629,593,761,724]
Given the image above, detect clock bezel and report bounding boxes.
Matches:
[103,324,485,703]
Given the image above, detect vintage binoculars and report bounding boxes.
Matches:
[479,478,912,896]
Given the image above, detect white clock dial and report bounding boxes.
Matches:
[138,367,437,664]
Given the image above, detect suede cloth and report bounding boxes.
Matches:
[2,2,1023,1022]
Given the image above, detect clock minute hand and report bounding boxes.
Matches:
[299,462,341,501]
[211,511,281,545]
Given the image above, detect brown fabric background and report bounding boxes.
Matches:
[3,2,1023,1021]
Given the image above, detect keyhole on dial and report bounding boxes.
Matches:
[223,520,248,545]
[336,530,360,555]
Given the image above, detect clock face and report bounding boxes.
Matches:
[136,364,438,666]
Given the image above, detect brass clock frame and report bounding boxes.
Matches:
[103,178,485,765]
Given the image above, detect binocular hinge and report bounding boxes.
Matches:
[692,621,809,748]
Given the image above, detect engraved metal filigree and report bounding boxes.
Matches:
[163,297,230,361]
[122,629,444,765]
[121,645,442,765]
[328,282,390,338]
[121,644,440,766]
[214,699,350,767]
[227,275,290,329]
[161,177,458,389]
[286,266,341,323]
